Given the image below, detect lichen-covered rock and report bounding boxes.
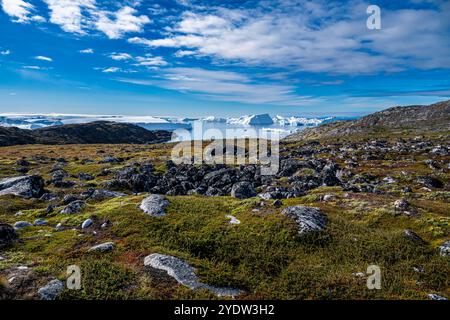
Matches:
[281,206,327,235]
[144,253,242,297]
[89,189,125,201]
[139,194,169,216]
[81,219,93,229]
[34,219,48,226]
[38,279,64,300]
[0,175,44,198]
[0,224,18,248]
[403,229,425,244]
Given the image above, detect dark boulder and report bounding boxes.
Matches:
[0,175,44,198]
[0,224,19,248]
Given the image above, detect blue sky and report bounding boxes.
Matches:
[0,0,449,117]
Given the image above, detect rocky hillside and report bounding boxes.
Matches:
[286,100,450,141]
[0,122,172,146]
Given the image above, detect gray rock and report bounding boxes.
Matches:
[427,293,448,300]
[0,175,44,199]
[144,253,242,297]
[55,223,63,231]
[60,200,85,214]
[0,223,19,248]
[89,189,125,201]
[14,221,33,229]
[34,219,48,226]
[231,181,257,199]
[81,219,93,229]
[139,194,169,217]
[38,279,64,300]
[88,242,115,252]
[438,240,450,257]
[281,206,327,235]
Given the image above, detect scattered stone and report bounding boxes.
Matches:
[225,215,241,225]
[81,219,93,229]
[55,223,63,231]
[38,279,64,300]
[403,229,425,244]
[322,194,335,201]
[231,181,257,199]
[139,194,169,217]
[14,221,33,229]
[88,242,115,252]
[427,293,448,300]
[0,224,19,248]
[46,205,56,214]
[34,219,48,226]
[100,222,109,229]
[60,200,85,214]
[0,175,45,198]
[394,199,418,217]
[144,253,242,297]
[438,240,450,257]
[281,206,327,235]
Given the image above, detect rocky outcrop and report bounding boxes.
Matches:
[281,206,327,235]
[231,181,257,199]
[0,121,172,146]
[60,200,85,214]
[0,175,44,198]
[285,100,450,141]
[144,253,242,297]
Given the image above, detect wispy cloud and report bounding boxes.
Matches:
[117,67,322,106]
[0,50,11,55]
[109,52,133,61]
[34,55,53,62]
[79,48,94,54]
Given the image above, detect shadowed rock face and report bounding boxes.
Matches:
[144,253,243,297]
[0,224,19,248]
[0,175,44,198]
[0,121,172,146]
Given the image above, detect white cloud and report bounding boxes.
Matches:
[109,52,133,61]
[79,48,94,54]
[94,6,151,39]
[0,50,11,55]
[35,55,53,62]
[129,1,450,74]
[101,67,121,73]
[1,0,34,23]
[23,65,42,70]
[43,0,96,34]
[174,50,196,58]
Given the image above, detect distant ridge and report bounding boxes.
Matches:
[0,121,172,146]
[285,100,450,141]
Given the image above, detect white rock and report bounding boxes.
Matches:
[139,194,169,217]
[225,215,241,225]
[428,293,448,300]
[144,253,242,297]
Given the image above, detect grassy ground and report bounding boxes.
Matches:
[0,135,449,300]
